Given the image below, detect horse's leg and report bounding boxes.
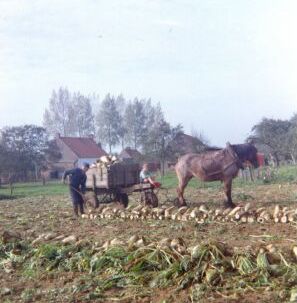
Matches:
[223,178,236,208]
[176,174,192,207]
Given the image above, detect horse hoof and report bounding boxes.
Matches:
[223,202,236,209]
[173,198,187,208]
[178,202,187,208]
[173,198,180,207]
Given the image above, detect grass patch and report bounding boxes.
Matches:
[0,181,68,198]
[274,165,297,183]
[0,165,296,199]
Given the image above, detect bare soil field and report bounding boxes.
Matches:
[1,181,297,303]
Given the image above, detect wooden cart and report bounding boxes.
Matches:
[84,162,158,208]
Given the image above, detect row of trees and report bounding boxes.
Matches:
[250,114,297,165]
[0,88,186,181]
[40,86,297,169]
[43,87,184,155]
[1,86,296,183]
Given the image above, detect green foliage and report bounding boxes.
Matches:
[21,288,36,303]
[274,165,297,183]
[234,252,256,275]
[0,125,61,179]
[250,115,297,164]
[63,251,92,272]
[2,239,297,301]
[34,244,60,260]
[90,246,126,273]
[0,181,67,197]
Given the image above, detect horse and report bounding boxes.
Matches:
[175,142,259,208]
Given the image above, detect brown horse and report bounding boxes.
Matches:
[175,142,258,208]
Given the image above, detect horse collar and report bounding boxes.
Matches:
[225,143,244,170]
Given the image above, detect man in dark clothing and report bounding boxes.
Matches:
[62,163,90,216]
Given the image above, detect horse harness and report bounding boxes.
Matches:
[224,142,244,170]
[201,143,243,177]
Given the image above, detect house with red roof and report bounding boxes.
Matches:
[119,147,143,162]
[167,133,207,156]
[48,134,107,178]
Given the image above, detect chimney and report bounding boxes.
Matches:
[55,133,61,139]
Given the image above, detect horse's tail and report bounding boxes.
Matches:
[174,159,180,171]
[175,154,184,168]
[175,154,191,173]
[174,156,183,173]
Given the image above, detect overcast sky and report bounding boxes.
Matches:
[0,0,296,146]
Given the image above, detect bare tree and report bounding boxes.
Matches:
[43,87,75,136]
[191,128,210,148]
[72,92,95,136]
[116,95,127,149]
[43,87,96,137]
[96,94,122,153]
[124,98,148,149]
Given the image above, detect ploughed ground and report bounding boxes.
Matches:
[1,183,297,302]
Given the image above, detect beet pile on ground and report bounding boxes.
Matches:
[82,203,297,225]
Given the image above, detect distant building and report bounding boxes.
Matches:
[164,133,208,169]
[119,147,143,162]
[48,134,107,178]
[167,133,207,156]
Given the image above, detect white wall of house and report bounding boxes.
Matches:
[77,158,98,167]
[119,150,131,160]
[56,137,77,164]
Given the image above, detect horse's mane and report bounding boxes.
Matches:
[231,143,256,160]
[201,143,256,159]
[203,146,222,151]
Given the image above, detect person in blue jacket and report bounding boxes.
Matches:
[62,163,90,216]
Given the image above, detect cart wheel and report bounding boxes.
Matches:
[150,192,158,208]
[84,192,99,209]
[117,193,129,208]
[140,191,145,204]
[144,191,158,208]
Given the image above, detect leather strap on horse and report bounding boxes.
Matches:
[225,142,244,170]
[200,143,244,178]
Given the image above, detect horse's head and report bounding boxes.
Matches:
[245,144,259,168]
[232,143,259,168]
